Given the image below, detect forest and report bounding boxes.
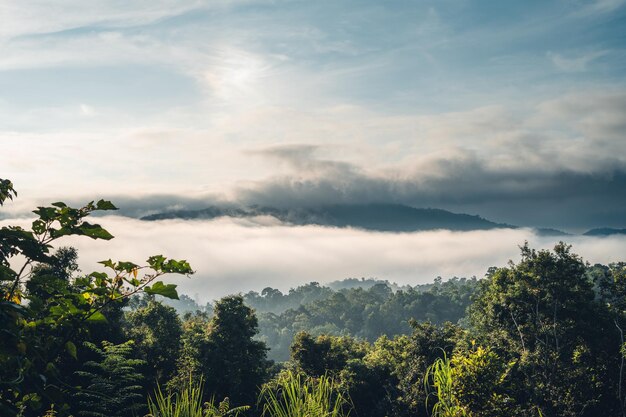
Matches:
[2,180,626,417]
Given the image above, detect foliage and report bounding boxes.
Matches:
[469,242,621,416]
[259,371,351,417]
[125,299,183,387]
[449,345,512,416]
[170,295,271,407]
[0,179,193,416]
[147,378,248,417]
[257,278,478,362]
[290,333,368,377]
[72,340,146,417]
[424,352,467,417]
[3,178,626,417]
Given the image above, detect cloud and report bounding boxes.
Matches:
[236,154,626,230]
[2,88,625,230]
[3,216,624,302]
[547,50,608,72]
[571,0,626,17]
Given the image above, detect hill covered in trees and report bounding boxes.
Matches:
[141,203,514,232]
[157,278,479,361]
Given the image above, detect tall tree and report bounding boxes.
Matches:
[172,296,271,407]
[470,243,620,416]
[125,300,183,388]
[204,295,271,406]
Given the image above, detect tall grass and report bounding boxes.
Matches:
[424,352,467,417]
[259,371,351,417]
[146,379,249,417]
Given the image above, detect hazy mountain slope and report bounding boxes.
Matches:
[141,203,514,232]
[584,228,626,236]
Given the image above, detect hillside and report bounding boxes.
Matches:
[141,203,514,232]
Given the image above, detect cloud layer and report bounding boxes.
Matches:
[3,216,622,302]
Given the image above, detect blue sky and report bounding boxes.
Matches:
[1,0,626,229]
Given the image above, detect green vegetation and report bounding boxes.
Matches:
[2,178,626,417]
[258,371,350,417]
[147,379,249,417]
[425,352,466,417]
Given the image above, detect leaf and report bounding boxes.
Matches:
[98,259,116,269]
[147,255,166,270]
[145,281,179,299]
[86,311,108,323]
[117,261,139,273]
[33,206,57,221]
[31,219,46,234]
[51,202,67,208]
[0,265,16,281]
[78,222,114,240]
[162,259,194,274]
[66,341,77,359]
[95,200,118,211]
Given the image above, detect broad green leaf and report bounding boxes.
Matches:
[31,219,46,234]
[117,261,139,272]
[78,222,114,240]
[95,200,118,211]
[147,255,166,270]
[33,206,57,221]
[145,281,179,299]
[49,227,73,239]
[162,259,193,274]
[98,259,116,269]
[65,341,77,359]
[0,265,16,281]
[86,311,108,323]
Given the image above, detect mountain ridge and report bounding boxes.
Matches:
[141,203,518,232]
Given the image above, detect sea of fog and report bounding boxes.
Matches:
[3,215,626,302]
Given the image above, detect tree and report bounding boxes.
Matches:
[0,179,193,415]
[125,300,183,387]
[171,295,271,407]
[204,295,271,406]
[470,242,620,416]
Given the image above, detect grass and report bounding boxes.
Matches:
[424,352,467,417]
[258,371,351,417]
[146,378,249,417]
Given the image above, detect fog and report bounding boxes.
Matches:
[3,216,624,302]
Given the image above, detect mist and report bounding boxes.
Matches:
[4,216,625,302]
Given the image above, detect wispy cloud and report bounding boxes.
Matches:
[547,50,608,72]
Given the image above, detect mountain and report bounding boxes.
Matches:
[141,203,515,232]
[534,228,571,237]
[583,228,626,236]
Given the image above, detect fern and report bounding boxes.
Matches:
[73,341,146,417]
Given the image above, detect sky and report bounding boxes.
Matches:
[1,1,626,299]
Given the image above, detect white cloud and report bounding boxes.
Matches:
[0,1,221,40]
[3,216,624,302]
[547,50,608,72]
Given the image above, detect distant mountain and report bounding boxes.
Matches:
[583,228,626,236]
[141,203,515,232]
[534,228,571,237]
